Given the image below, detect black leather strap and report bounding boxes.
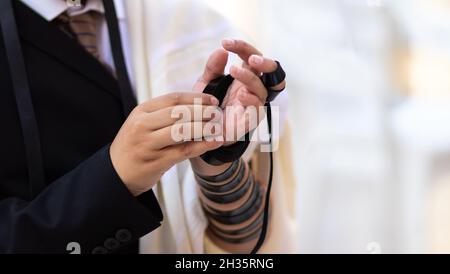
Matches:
[196,159,240,183]
[103,0,137,117]
[201,136,252,166]
[205,180,262,225]
[262,61,286,103]
[201,172,253,204]
[250,102,273,254]
[209,222,262,244]
[210,208,264,236]
[261,61,286,88]
[201,75,252,166]
[202,75,233,106]
[205,179,261,218]
[0,0,46,198]
[266,87,285,103]
[196,160,245,193]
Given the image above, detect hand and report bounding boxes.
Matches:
[193,39,286,145]
[190,39,286,176]
[110,92,224,196]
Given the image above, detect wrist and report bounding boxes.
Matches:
[109,143,150,197]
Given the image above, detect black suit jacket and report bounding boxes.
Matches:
[0,2,163,253]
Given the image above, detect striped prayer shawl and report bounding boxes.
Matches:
[124,0,298,254]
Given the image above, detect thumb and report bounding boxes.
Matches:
[200,48,229,84]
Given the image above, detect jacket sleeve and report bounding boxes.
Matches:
[0,145,163,254]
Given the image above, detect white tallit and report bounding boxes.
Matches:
[123,0,298,254]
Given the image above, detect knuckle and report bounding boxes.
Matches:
[236,39,247,48]
[181,143,193,157]
[135,149,146,161]
[239,68,251,79]
[169,92,183,105]
[135,143,149,160]
[131,118,146,132]
[202,94,212,104]
[206,61,217,73]
[245,71,259,83]
[169,107,180,123]
[249,71,259,81]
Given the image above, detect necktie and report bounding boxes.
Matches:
[57,1,136,116]
[58,11,101,60]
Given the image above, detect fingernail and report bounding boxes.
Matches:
[223,38,235,47]
[210,96,219,105]
[251,55,263,65]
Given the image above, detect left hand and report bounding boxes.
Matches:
[193,39,286,146]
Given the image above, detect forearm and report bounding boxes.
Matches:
[190,156,265,253]
[0,146,163,253]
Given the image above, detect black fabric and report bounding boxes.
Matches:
[201,173,253,204]
[210,208,264,236]
[0,0,46,198]
[205,178,261,218]
[205,177,259,224]
[196,159,240,183]
[209,223,261,244]
[103,0,137,117]
[196,160,245,193]
[0,1,162,253]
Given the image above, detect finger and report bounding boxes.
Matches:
[224,104,263,141]
[230,66,267,102]
[249,55,286,91]
[248,55,278,73]
[200,48,229,84]
[222,39,262,64]
[145,105,220,130]
[162,140,224,165]
[150,121,223,149]
[238,90,264,107]
[139,92,219,113]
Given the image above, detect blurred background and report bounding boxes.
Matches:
[202,0,450,253]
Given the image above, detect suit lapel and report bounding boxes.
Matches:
[14,1,121,101]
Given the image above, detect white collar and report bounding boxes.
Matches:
[20,0,126,21]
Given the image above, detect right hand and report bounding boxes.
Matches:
[110,92,224,196]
